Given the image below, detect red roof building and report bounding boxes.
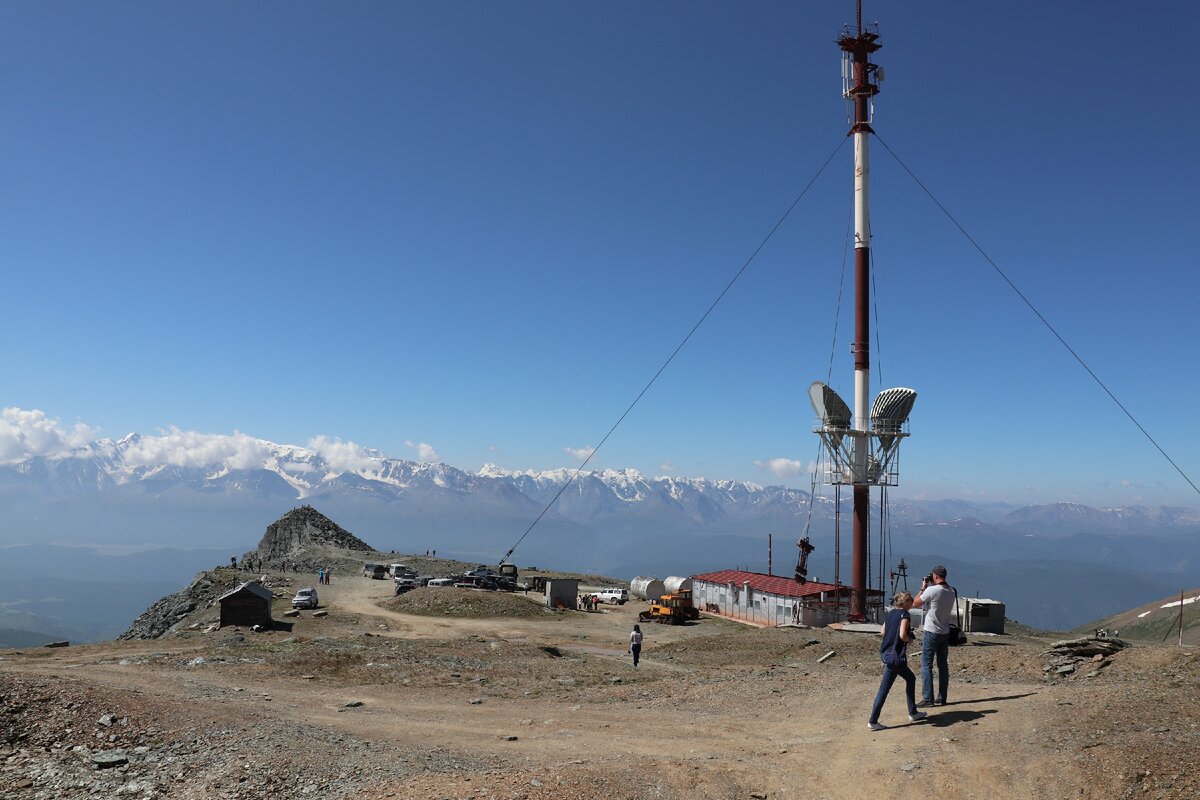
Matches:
[691,569,881,628]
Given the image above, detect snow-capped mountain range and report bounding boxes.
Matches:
[4,427,1199,547]
[3,429,828,528]
[3,427,1200,632]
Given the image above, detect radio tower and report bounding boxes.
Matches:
[807,2,917,621]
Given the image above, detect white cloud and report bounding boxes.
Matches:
[309,435,383,473]
[124,427,274,470]
[404,439,440,462]
[752,457,813,480]
[0,407,99,464]
[563,445,595,461]
[660,459,677,473]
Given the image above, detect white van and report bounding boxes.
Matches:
[596,588,628,605]
[427,578,455,587]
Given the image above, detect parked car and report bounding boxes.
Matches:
[394,583,413,596]
[292,588,319,609]
[363,564,387,579]
[427,578,455,587]
[596,588,629,605]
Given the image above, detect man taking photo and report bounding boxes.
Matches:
[911,564,954,707]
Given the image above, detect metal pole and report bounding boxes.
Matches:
[840,22,880,621]
[834,484,841,616]
[1180,589,1185,647]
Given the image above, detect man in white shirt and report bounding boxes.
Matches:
[911,564,954,706]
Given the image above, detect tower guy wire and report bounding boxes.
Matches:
[498,136,850,564]
[874,133,1200,500]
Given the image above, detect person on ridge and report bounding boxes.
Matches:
[867,591,926,731]
[912,564,955,707]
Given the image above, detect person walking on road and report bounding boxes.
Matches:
[912,564,955,707]
[629,624,643,668]
[867,591,927,731]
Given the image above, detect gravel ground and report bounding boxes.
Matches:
[4,580,1198,800]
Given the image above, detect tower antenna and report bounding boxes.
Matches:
[808,6,916,622]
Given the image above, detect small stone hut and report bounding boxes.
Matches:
[218,581,274,628]
[543,578,579,610]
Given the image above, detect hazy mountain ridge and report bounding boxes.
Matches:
[3,431,1200,633]
[5,432,1199,538]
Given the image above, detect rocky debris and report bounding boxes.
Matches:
[118,569,241,640]
[251,505,373,563]
[1041,636,1127,679]
[283,609,300,618]
[1042,637,1130,659]
[1,672,491,800]
[91,749,128,769]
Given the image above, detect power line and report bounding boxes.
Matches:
[498,136,851,564]
[874,133,1200,499]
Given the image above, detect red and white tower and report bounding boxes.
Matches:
[808,5,916,621]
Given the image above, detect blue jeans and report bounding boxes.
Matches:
[921,632,950,704]
[869,661,917,724]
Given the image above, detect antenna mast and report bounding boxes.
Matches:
[842,10,880,622]
[807,5,916,623]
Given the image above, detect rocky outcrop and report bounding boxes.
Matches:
[118,570,241,640]
[1040,636,1130,679]
[251,505,373,562]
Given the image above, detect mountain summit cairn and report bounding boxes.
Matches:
[254,505,373,560]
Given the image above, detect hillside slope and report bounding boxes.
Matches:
[1076,587,1200,645]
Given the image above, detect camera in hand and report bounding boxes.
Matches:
[923,574,933,583]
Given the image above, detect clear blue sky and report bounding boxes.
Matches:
[2,1,1198,506]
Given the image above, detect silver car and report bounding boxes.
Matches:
[291,588,319,609]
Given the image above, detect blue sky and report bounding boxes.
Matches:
[2,1,1198,506]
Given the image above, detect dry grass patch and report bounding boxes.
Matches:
[385,587,560,619]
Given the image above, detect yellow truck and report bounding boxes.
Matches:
[638,589,700,624]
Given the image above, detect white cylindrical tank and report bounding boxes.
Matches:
[630,576,665,601]
[663,576,692,594]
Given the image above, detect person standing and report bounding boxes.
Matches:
[629,624,643,668]
[912,564,954,707]
[317,567,325,585]
[867,591,927,730]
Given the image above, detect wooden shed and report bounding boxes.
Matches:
[218,581,274,629]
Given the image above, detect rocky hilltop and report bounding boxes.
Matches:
[120,507,376,641]
[249,505,373,562]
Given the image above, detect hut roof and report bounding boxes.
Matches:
[217,581,273,603]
